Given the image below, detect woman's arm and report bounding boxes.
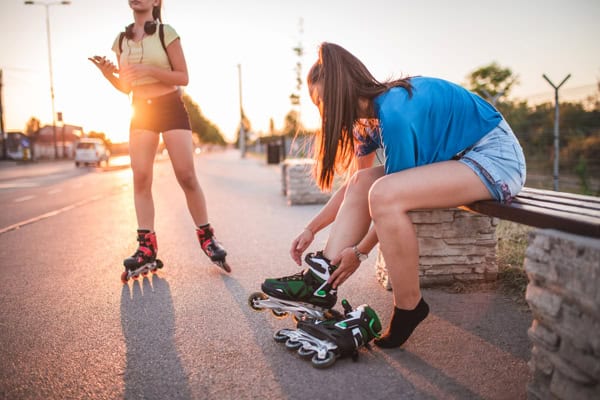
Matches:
[88,55,131,94]
[290,152,376,265]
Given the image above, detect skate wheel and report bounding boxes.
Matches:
[285,339,302,350]
[297,346,316,360]
[142,270,149,277]
[273,330,289,343]
[311,351,336,369]
[248,292,268,311]
[121,271,129,284]
[324,309,344,321]
[155,259,164,269]
[271,309,289,319]
[214,260,231,273]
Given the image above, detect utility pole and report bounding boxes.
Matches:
[237,64,246,159]
[291,18,304,120]
[0,69,7,160]
[543,73,571,191]
[24,0,71,159]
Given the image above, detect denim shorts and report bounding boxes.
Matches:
[130,90,191,133]
[457,119,526,203]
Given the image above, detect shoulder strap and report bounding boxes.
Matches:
[118,32,125,54]
[159,24,173,70]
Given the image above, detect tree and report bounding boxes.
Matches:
[25,117,41,136]
[466,62,519,103]
[282,109,302,137]
[182,94,227,145]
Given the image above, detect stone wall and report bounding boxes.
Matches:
[375,209,498,289]
[524,229,600,400]
[281,159,331,206]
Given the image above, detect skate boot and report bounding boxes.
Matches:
[121,229,163,283]
[196,224,230,272]
[248,251,339,321]
[274,299,382,369]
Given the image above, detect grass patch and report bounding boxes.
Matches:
[496,220,532,303]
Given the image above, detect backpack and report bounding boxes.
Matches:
[118,23,173,70]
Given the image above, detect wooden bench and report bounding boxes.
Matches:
[463,187,600,400]
[462,186,600,239]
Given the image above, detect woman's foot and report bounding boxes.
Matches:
[374,297,430,348]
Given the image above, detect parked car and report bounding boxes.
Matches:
[74,138,110,167]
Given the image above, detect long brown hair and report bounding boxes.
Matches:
[307,42,412,190]
[152,1,162,22]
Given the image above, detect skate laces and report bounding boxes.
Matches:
[279,270,306,281]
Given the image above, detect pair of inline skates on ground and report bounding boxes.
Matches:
[120,230,381,368]
[249,251,382,369]
[120,224,230,283]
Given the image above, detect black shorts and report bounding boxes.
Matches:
[130,90,191,133]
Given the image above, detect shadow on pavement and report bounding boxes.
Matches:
[120,274,191,400]
[217,273,446,400]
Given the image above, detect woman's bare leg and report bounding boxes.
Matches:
[162,129,208,226]
[323,166,384,259]
[369,160,492,309]
[129,129,160,230]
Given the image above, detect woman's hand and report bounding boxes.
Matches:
[289,228,314,266]
[329,247,362,289]
[88,55,117,78]
[117,63,149,85]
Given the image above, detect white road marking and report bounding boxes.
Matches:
[0,182,39,189]
[0,195,103,235]
[14,195,36,203]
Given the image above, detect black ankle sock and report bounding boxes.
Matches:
[198,223,210,230]
[374,298,430,349]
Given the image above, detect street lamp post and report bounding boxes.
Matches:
[24,0,70,160]
[542,73,571,191]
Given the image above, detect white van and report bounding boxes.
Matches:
[74,138,110,167]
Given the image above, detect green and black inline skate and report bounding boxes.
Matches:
[248,251,340,321]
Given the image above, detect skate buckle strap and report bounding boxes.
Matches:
[139,246,153,257]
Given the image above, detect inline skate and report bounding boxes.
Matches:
[248,251,339,321]
[197,224,231,272]
[274,299,382,368]
[121,229,163,283]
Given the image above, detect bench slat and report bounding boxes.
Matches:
[463,186,600,238]
[463,202,600,238]
[518,188,600,210]
[512,197,600,219]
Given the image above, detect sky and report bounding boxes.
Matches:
[0,0,599,143]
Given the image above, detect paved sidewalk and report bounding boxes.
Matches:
[0,149,534,399]
[206,150,534,399]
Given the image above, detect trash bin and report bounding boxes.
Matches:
[267,142,280,164]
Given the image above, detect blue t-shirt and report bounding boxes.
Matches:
[355,77,502,174]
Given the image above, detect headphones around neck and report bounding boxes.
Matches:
[124,20,158,39]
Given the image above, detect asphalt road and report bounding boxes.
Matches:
[0,150,533,400]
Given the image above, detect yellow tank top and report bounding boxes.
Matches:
[111,24,179,87]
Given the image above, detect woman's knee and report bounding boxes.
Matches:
[175,171,199,192]
[132,170,153,192]
[369,178,407,218]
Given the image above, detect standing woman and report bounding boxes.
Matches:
[261,42,525,348]
[90,0,229,279]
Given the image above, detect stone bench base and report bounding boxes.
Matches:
[375,208,498,289]
[281,159,331,206]
[525,229,600,400]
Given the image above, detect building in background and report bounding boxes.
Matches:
[33,124,83,159]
